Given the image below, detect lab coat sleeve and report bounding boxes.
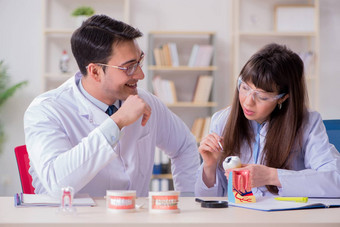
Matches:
[150,94,200,194]
[24,100,120,197]
[195,164,222,197]
[277,112,340,197]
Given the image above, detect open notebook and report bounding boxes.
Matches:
[14,193,96,207]
[229,196,340,212]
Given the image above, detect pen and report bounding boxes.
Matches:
[275,197,308,203]
[218,141,223,151]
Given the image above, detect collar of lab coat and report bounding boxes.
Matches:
[71,72,108,126]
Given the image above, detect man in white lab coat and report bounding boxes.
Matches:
[24,15,200,197]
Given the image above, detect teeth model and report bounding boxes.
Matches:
[223,156,241,170]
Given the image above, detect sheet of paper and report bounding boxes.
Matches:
[19,193,96,207]
[229,196,340,211]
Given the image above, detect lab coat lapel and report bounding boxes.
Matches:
[72,73,108,126]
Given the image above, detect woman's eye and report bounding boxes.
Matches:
[258,95,269,101]
[241,84,250,91]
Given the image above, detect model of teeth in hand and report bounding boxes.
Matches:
[224,156,256,203]
[222,156,242,170]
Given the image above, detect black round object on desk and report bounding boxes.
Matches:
[195,198,228,208]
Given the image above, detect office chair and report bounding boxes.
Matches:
[323,120,340,152]
[14,145,35,194]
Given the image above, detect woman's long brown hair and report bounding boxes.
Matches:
[220,43,308,194]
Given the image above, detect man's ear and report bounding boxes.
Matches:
[86,63,102,82]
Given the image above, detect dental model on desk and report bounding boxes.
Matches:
[223,156,256,204]
[57,186,77,215]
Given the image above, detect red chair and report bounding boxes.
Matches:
[14,145,35,194]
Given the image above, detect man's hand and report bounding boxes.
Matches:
[111,95,151,129]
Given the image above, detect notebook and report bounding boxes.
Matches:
[14,193,96,207]
[229,196,340,212]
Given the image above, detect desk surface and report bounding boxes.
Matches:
[1,197,340,226]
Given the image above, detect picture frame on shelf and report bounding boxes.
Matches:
[274,5,315,32]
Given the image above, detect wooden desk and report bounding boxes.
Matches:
[0,197,339,226]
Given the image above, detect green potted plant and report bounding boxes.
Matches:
[71,6,95,27]
[0,60,27,154]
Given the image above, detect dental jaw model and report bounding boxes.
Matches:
[223,156,256,204]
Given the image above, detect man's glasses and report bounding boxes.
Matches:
[237,77,285,103]
[94,53,145,76]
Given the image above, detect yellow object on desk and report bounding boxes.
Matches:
[275,197,308,203]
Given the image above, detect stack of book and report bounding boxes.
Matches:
[188,44,214,67]
[152,76,177,104]
[153,147,171,175]
[153,42,179,67]
[151,147,173,191]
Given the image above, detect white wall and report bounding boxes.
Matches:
[0,0,339,196]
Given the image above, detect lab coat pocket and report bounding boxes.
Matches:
[136,134,152,178]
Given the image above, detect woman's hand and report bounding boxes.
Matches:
[199,133,223,187]
[224,164,282,188]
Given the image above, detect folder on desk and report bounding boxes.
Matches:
[14,193,96,207]
[229,196,340,212]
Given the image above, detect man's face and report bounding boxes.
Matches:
[100,40,144,104]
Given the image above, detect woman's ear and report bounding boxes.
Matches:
[278,94,289,105]
[86,63,102,82]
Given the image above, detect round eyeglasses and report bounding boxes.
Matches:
[94,53,144,76]
[237,77,285,103]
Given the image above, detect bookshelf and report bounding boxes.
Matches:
[147,31,218,140]
[41,0,130,91]
[148,31,218,190]
[232,0,320,110]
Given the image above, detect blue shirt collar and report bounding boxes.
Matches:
[77,76,120,112]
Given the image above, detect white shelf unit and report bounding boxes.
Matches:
[232,0,320,110]
[41,0,130,91]
[147,31,218,133]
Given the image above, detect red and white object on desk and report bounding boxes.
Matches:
[106,190,136,212]
[224,156,256,204]
[149,191,180,213]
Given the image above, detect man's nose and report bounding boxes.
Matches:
[132,66,144,80]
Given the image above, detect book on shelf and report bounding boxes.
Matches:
[191,117,211,141]
[153,43,179,67]
[188,44,199,67]
[192,75,213,103]
[152,76,177,104]
[188,44,213,67]
[168,42,179,67]
[161,149,171,174]
[153,48,163,66]
[153,147,171,175]
[153,147,162,174]
[162,43,172,66]
[150,178,173,191]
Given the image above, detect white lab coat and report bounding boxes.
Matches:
[24,73,200,197]
[195,107,340,197]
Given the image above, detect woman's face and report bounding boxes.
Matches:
[238,80,280,124]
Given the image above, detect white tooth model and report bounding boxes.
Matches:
[223,156,241,170]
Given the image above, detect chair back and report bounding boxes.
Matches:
[14,145,35,194]
[323,120,340,152]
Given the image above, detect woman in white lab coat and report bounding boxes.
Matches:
[195,43,340,197]
[24,15,200,197]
